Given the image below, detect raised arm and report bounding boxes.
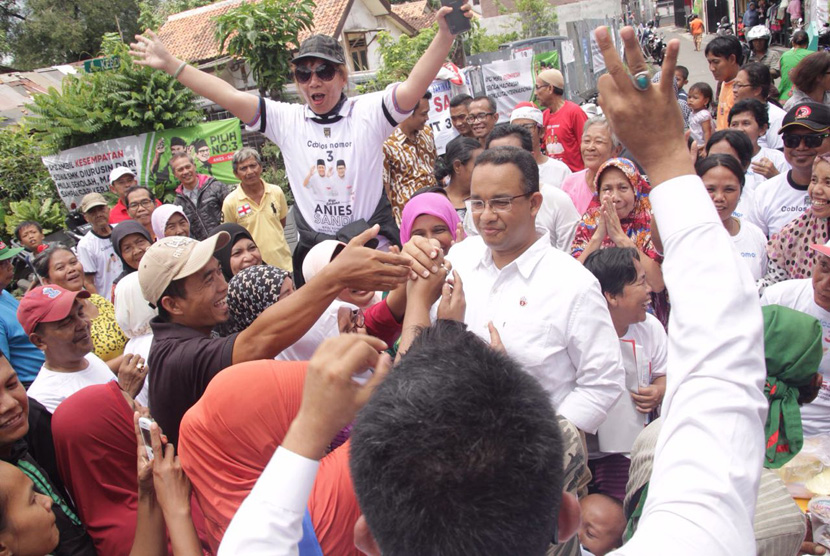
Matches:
[597,27,766,556]
[393,5,472,112]
[130,31,258,124]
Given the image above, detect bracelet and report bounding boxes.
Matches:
[173,61,187,79]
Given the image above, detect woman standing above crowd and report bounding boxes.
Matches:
[561,116,623,214]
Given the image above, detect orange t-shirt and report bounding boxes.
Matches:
[690,19,704,35]
[717,80,736,130]
[178,360,362,556]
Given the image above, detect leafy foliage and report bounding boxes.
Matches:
[137,0,215,32]
[0,125,56,204]
[5,0,142,70]
[465,19,519,55]
[261,142,293,205]
[495,0,558,39]
[26,34,203,153]
[5,196,65,236]
[215,0,315,98]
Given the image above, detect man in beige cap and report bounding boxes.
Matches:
[76,192,122,302]
[535,68,588,172]
[139,226,413,443]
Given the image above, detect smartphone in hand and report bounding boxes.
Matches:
[138,417,155,461]
[440,0,471,35]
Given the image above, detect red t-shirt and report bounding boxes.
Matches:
[542,100,588,172]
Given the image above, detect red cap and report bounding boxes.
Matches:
[17,285,90,336]
[811,241,830,259]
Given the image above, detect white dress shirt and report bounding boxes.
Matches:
[536,184,582,252]
[444,229,625,433]
[611,176,767,555]
[218,447,319,555]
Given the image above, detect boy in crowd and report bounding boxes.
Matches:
[705,35,744,130]
[674,65,689,101]
[728,99,790,185]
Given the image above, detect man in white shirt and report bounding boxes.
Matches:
[761,241,830,437]
[510,102,572,187]
[484,125,581,252]
[447,145,623,434]
[728,99,790,184]
[746,101,830,236]
[75,193,123,302]
[218,27,768,556]
[17,285,144,413]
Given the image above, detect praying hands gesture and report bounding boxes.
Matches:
[600,194,632,247]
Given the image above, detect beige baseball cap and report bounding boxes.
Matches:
[138,232,230,307]
[537,68,564,90]
[79,192,108,213]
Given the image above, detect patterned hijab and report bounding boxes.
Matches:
[570,157,660,262]
[227,264,291,334]
[766,155,830,280]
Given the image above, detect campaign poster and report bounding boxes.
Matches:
[426,79,460,155]
[42,136,143,210]
[140,119,243,199]
[481,57,535,122]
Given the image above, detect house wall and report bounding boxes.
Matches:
[555,0,622,33]
[340,0,408,73]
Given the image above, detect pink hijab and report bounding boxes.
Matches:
[399,192,461,244]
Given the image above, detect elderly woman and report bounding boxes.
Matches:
[571,158,668,325]
[124,186,158,242]
[561,116,623,214]
[131,5,471,274]
[732,62,785,149]
[33,245,127,362]
[783,51,830,111]
[211,223,263,281]
[150,203,190,239]
[762,153,830,291]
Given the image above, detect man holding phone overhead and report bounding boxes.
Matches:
[130,3,472,282]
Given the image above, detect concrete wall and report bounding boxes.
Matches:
[341,0,408,73]
[555,0,622,34]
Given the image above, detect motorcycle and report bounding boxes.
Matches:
[650,33,666,65]
[717,18,734,36]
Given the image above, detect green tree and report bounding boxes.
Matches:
[6,0,142,70]
[465,19,519,54]
[495,0,557,39]
[137,0,214,31]
[214,0,315,98]
[26,34,203,153]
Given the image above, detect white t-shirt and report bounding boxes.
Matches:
[745,172,810,237]
[27,353,116,413]
[731,218,768,280]
[761,279,830,437]
[275,301,352,362]
[76,230,123,303]
[536,183,581,252]
[745,147,790,187]
[538,157,572,188]
[760,102,785,150]
[124,334,152,407]
[249,84,410,238]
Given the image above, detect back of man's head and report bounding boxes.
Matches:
[485,123,534,152]
[583,247,640,296]
[350,320,563,556]
[792,30,809,46]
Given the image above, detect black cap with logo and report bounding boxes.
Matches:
[780,102,830,133]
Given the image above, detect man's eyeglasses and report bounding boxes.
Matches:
[294,62,337,84]
[782,133,830,149]
[466,112,495,123]
[128,199,154,210]
[467,193,530,213]
[535,83,551,90]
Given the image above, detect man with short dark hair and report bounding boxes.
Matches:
[467,95,498,146]
[449,93,474,138]
[383,91,438,224]
[171,153,231,240]
[150,136,186,187]
[222,147,292,271]
[728,98,790,184]
[779,30,811,101]
[706,35,744,130]
[139,228,413,443]
[0,241,43,388]
[444,145,624,434]
[747,102,830,236]
[76,193,122,302]
[108,167,161,224]
[535,68,588,171]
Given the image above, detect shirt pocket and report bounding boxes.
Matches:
[496,321,554,370]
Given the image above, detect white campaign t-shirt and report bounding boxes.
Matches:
[76,230,123,303]
[745,172,810,237]
[249,84,410,238]
[538,157,572,188]
[731,218,768,280]
[760,102,785,150]
[745,147,790,187]
[761,279,830,436]
[27,353,116,413]
[536,183,581,252]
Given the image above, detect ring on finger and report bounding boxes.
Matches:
[632,70,651,92]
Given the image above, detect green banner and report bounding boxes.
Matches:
[141,119,243,201]
[529,50,560,106]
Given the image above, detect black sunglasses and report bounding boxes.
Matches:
[782,132,830,149]
[294,63,337,84]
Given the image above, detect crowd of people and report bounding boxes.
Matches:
[1,8,830,556]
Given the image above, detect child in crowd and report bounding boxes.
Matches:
[687,82,714,145]
[578,493,626,556]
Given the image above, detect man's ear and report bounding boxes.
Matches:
[28,331,46,352]
[159,295,185,317]
[557,491,582,543]
[529,191,544,218]
[354,515,381,556]
[604,290,618,308]
[0,537,13,556]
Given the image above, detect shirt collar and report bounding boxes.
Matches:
[303,94,353,122]
[476,226,551,279]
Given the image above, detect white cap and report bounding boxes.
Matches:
[109,166,136,184]
[510,104,544,127]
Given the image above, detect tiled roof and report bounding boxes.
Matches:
[391,1,437,30]
[159,0,352,64]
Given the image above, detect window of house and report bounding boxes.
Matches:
[347,33,370,72]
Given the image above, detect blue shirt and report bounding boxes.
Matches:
[0,291,44,383]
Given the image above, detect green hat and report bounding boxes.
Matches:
[762,305,823,469]
[0,240,24,261]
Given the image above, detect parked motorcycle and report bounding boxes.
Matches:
[717,17,734,36]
